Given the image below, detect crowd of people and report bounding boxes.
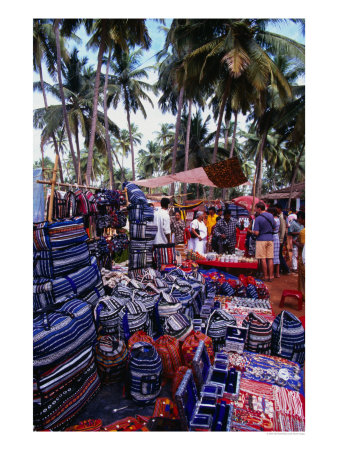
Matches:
[143,197,305,299]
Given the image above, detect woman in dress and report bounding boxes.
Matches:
[268,207,280,278]
[190,211,208,255]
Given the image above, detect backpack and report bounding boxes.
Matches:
[95,335,128,383]
[164,312,193,342]
[155,291,183,334]
[74,188,90,215]
[33,298,97,369]
[181,330,215,367]
[205,310,237,352]
[124,182,148,205]
[242,312,272,354]
[119,300,150,342]
[95,296,125,336]
[46,190,67,220]
[128,330,155,350]
[154,335,183,379]
[271,311,305,366]
[127,341,162,405]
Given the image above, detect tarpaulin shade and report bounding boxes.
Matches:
[133,158,249,189]
[232,196,267,213]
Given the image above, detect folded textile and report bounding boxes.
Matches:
[33,217,88,251]
[33,242,91,279]
[33,298,97,368]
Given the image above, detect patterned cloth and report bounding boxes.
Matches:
[273,218,280,264]
[213,217,238,252]
[170,218,185,244]
[204,157,248,188]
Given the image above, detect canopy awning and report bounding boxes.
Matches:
[133,158,249,189]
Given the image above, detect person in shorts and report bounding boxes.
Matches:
[252,202,276,281]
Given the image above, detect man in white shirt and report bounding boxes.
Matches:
[152,197,171,245]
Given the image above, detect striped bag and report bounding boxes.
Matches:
[181,330,215,367]
[84,190,98,214]
[124,182,148,205]
[33,216,88,251]
[33,353,100,430]
[130,222,158,241]
[133,290,159,335]
[46,190,67,220]
[128,330,155,349]
[154,335,182,379]
[130,240,153,253]
[80,280,105,307]
[33,242,91,279]
[119,300,150,341]
[128,204,154,223]
[128,268,161,282]
[127,342,162,405]
[155,291,183,334]
[33,257,101,311]
[95,296,125,336]
[95,335,128,383]
[153,243,177,269]
[205,310,237,352]
[33,298,97,368]
[271,311,305,366]
[64,191,77,218]
[74,189,90,215]
[110,285,133,304]
[164,312,193,342]
[242,312,272,354]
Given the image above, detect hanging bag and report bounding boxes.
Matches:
[242,312,272,354]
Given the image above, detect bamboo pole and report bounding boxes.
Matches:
[48,154,59,223]
[37,180,100,191]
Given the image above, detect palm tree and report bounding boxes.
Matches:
[106,48,154,180]
[85,19,151,185]
[137,141,162,179]
[33,19,69,182]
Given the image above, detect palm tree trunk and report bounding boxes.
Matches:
[125,98,136,180]
[54,20,78,182]
[170,86,185,196]
[183,98,193,200]
[86,36,105,185]
[287,143,305,210]
[38,61,64,183]
[103,47,115,189]
[229,110,238,159]
[255,130,268,199]
[74,125,82,184]
[40,140,45,179]
[222,118,230,200]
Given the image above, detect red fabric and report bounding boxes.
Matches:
[232,196,267,213]
[154,335,182,379]
[128,331,155,349]
[196,260,258,269]
[181,330,215,366]
[299,316,305,329]
[236,229,247,251]
[171,366,189,398]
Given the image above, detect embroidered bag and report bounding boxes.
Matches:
[127,342,162,405]
[95,296,125,336]
[33,298,97,368]
[119,300,150,342]
[153,243,177,269]
[205,310,237,352]
[154,335,182,379]
[271,311,305,366]
[84,190,98,214]
[155,291,183,334]
[242,312,272,354]
[164,312,193,342]
[181,330,215,367]
[128,330,155,349]
[95,335,128,383]
[74,189,90,215]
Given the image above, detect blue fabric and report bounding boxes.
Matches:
[253,212,275,241]
[33,169,45,223]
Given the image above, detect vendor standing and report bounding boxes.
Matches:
[206,207,219,235]
[190,211,208,254]
[213,208,241,254]
[170,211,185,245]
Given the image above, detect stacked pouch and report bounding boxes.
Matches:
[128,204,154,223]
[153,243,177,269]
[80,280,105,307]
[33,242,91,279]
[94,296,125,336]
[205,310,237,352]
[95,335,128,383]
[119,300,150,341]
[271,311,305,366]
[181,330,215,367]
[130,222,157,240]
[33,348,100,430]
[154,335,182,379]
[242,312,272,354]
[33,298,98,369]
[124,182,148,205]
[164,312,193,342]
[111,285,133,304]
[128,341,162,405]
[33,257,101,311]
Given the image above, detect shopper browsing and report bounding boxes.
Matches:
[190,211,208,254]
[152,197,171,245]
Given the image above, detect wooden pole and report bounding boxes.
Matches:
[36,180,100,191]
[48,154,59,223]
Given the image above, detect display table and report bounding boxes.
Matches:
[196,259,258,273]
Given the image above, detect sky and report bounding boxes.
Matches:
[33,19,305,172]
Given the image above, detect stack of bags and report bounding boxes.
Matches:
[33,217,104,311]
[33,216,106,430]
[124,182,157,271]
